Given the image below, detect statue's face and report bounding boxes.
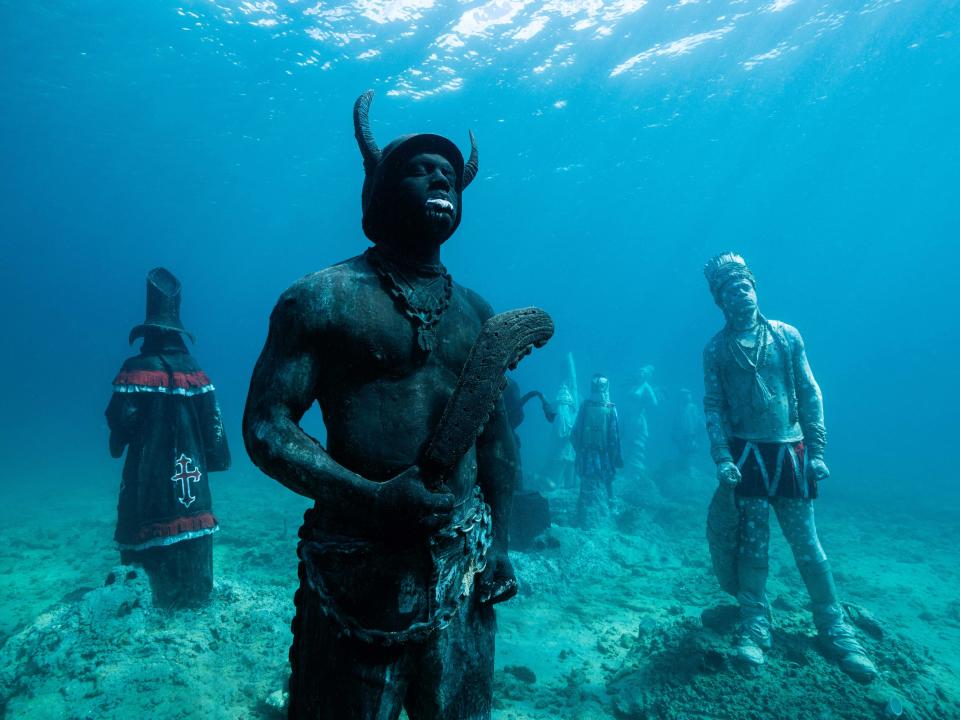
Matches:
[591,376,609,396]
[395,152,459,242]
[720,278,758,320]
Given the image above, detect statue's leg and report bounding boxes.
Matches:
[735,496,772,666]
[287,561,408,719]
[772,498,877,683]
[171,533,213,606]
[406,593,496,720]
[576,472,610,529]
[630,417,649,474]
[123,535,213,609]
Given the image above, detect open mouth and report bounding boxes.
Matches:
[425,198,455,216]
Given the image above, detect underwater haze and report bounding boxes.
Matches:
[2,1,959,718]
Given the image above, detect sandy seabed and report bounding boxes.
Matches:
[1,466,958,720]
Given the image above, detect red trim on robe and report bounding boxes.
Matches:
[113,369,212,390]
[131,512,219,544]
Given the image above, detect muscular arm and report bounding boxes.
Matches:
[703,341,734,465]
[788,328,826,459]
[242,288,375,507]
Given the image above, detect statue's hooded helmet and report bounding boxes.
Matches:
[353,90,479,244]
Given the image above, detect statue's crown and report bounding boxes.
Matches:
[703,252,756,304]
[703,252,747,285]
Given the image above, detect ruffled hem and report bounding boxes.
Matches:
[113,369,214,396]
[117,512,219,549]
[117,525,219,551]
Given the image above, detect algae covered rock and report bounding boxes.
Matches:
[0,572,293,720]
[0,565,152,706]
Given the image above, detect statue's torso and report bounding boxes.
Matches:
[577,401,615,450]
[302,255,487,501]
[705,321,802,445]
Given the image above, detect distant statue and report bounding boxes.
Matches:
[545,382,578,489]
[628,364,659,475]
[504,380,556,435]
[105,267,230,608]
[503,378,556,490]
[571,374,623,529]
[702,252,876,682]
[503,379,555,549]
[672,388,702,471]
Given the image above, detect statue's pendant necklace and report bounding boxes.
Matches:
[365,246,453,354]
[727,318,775,409]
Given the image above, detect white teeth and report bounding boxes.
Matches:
[426,198,453,211]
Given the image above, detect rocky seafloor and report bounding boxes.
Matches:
[1,466,958,720]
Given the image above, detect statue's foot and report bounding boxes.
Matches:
[838,652,878,684]
[735,624,770,668]
[735,638,766,667]
[819,626,877,684]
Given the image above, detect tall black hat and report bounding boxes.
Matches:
[128,267,196,345]
[353,90,479,243]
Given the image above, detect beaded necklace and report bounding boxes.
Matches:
[365,246,453,353]
[726,317,775,408]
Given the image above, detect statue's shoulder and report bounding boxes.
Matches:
[453,280,495,322]
[273,255,373,328]
[703,330,725,358]
[285,256,375,298]
[286,255,370,295]
[117,353,160,374]
[768,319,804,346]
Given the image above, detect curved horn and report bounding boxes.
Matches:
[462,129,478,189]
[353,90,381,172]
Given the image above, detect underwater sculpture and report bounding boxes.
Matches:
[503,379,557,474]
[546,382,578,489]
[503,379,555,548]
[504,380,556,436]
[672,387,702,470]
[627,364,659,475]
[243,91,552,719]
[571,374,624,528]
[105,267,231,608]
[701,253,877,682]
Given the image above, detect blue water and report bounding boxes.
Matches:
[2,0,958,538]
[4,0,958,504]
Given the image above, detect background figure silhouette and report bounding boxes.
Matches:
[106,267,230,608]
[571,374,623,529]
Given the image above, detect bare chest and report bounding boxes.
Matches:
[318,281,483,390]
